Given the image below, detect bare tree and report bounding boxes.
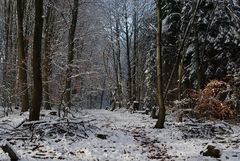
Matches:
[17,0,29,112]
[124,0,132,104]
[43,2,55,110]
[155,0,165,129]
[29,0,44,121]
[132,0,138,102]
[65,0,79,110]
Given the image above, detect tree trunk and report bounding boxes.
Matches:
[155,0,165,129]
[1,142,20,161]
[17,0,29,112]
[124,1,132,103]
[43,4,55,110]
[115,17,122,108]
[65,0,79,110]
[132,6,138,102]
[110,19,118,84]
[29,0,44,121]
[193,0,202,90]
[2,0,11,111]
[178,60,183,100]
[109,18,118,111]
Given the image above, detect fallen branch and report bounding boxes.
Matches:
[15,119,27,129]
[22,120,47,127]
[1,142,20,161]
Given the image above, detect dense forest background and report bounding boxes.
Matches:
[0,0,239,121]
[1,0,240,160]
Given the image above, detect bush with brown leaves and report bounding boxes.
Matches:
[202,80,227,98]
[185,80,235,120]
[196,97,235,120]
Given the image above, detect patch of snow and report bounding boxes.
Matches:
[1,109,240,160]
[0,148,10,161]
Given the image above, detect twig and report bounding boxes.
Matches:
[186,114,196,123]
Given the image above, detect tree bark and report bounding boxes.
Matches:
[43,3,55,110]
[193,0,202,90]
[115,17,122,107]
[132,4,138,102]
[155,0,165,129]
[17,0,29,112]
[109,18,118,111]
[29,0,44,121]
[178,60,183,100]
[124,1,132,103]
[2,0,12,110]
[65,0,79,109]
[1,142,20,161]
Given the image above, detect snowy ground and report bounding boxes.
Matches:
[0,109,240,161]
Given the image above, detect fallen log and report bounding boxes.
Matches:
[1,142,20,161]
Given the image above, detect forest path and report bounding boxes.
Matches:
[1,109,240,160]
[79,109,166,161]
[80,109,240,161]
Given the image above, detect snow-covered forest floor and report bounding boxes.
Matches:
[0,109,240,161]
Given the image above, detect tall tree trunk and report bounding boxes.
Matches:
[3,0,10,81]
[110,18,118,111]
[155,0,165,129]
[124,1,132,103]
[65,0,79,109]
[17,0,29,112]
[115,17,122,107]
[132,6,138,102]
[111,24,118,91]
[2,0,14,111]
[193,0,202,90]
[29,0,44,121]
[43,3,55,110]
[2,0,11,110]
